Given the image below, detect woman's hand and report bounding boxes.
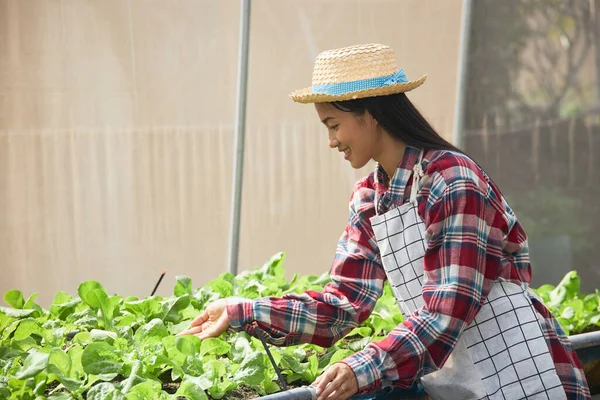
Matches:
[312,362,358,400]
[176,299,230,339]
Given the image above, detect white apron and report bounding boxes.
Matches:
[369,150,566,400]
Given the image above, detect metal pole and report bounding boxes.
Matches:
[228,0,251,275]
[591,0,600,107]
[452,0,473,149]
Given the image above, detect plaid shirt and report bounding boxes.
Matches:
[227,146,590,399]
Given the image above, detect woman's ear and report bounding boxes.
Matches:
[364,110,379,128]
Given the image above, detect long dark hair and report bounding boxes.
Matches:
[331,93,462,153]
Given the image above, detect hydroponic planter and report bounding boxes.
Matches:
[570,331,600,395]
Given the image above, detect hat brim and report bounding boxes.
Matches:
[289,74,427,104]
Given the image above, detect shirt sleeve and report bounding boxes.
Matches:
[226,183,388,348]
[342,169,502,394]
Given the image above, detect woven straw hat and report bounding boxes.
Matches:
[290,43,426,104]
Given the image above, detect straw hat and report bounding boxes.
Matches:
[290,43,427,104]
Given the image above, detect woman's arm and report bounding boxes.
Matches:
[227,182,388,348]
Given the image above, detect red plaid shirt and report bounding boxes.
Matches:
[227,146,590,398]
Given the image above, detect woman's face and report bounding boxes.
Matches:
[314,102,382,169]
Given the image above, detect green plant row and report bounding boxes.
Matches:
[0,253,597,399]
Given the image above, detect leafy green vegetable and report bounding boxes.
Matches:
[175,375,210,400]
[5,290,25,309]
[78,281,114,329]
[0,253,596,399]
[174,276,193,297]
[14,351,50,380]
[532,270,600,335]
[199,337,230,357]
[81,342,124,378]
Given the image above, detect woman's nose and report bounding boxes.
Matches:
[329,136,340,149]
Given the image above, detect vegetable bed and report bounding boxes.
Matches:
[1,253,598,399]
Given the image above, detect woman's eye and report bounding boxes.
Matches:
[331,125,339,131]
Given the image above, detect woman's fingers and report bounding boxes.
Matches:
[190,310,209,327]
[198,313,229,339]
[316,367,341,399]
[175,299,231,339]
[196,321,218,339]
[314,370,330,396]
[312,375,322,387]
[176,325,203,337]
[318,379,346,400]
[315,363,358,400]
[176,310,208,336]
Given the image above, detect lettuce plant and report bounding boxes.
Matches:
[0,253,596,399]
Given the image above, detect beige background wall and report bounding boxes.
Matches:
[0,0,463,306]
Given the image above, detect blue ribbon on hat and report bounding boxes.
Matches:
[312,69,408,96]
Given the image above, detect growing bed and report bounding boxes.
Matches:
[0,253,598,399]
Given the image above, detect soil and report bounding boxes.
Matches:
[579,324,600,334]
[161,380,306,400]
[44,381,62,396]
[220,384,263,400]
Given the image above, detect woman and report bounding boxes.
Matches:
[178,44,590,400]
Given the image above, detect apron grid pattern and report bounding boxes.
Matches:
[368,150,566,399]
[373,204,427,317]
[463,281,564,399]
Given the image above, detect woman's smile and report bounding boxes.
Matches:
[339,147,351,160]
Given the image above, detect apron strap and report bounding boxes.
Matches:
[409,149,425,203]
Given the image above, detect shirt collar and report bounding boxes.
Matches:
[374,145,423,215]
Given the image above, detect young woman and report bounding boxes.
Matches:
[179,44,590,400]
